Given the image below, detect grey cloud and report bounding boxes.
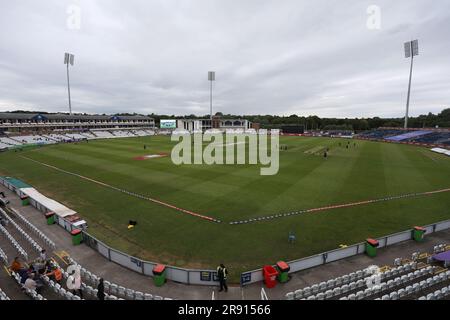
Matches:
[0,0,449,118]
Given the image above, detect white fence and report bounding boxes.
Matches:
[82,232,219,286]
[240,219,450,285]
[1,176,449,287]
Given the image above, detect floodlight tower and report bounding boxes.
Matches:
[208,71,215,125]
[403,40,419,129]
[64,52,75,115]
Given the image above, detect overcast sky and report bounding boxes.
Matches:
[0,0,449,118]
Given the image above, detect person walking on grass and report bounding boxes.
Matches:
[217,264,228,292]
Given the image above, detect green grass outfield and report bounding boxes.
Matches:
[1,136,449,280]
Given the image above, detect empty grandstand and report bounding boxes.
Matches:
[0,113,155,134]
[357,127,450,147]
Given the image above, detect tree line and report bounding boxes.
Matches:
[148,108,450,131]
[5,107,449,131]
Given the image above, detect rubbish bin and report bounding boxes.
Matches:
[276,261,290,283]
[45,212,55,225]
[152,264,166,287]
[20,195,30,206]
[71,229,82,246]
[263,265,278,288]
[365,238,379,257]
[413,226,426,242]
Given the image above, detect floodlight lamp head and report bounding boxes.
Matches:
[404,40,419,58]
[64,53,75,66]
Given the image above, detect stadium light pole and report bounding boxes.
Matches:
[403,40,419,129]
[208,71,215,126]
[64,52,75,115]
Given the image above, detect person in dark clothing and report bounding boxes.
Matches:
[97,278,105,300]
[217,264,228,292]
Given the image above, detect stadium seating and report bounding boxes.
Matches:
[385,130,432,142]
[0,224,28,261]
[12,135,55,145]
[0,288,10,300]
[91,131,115,138]
[10,271,47,300]
[0,246,7,264]
[285,253,450,301]
[0,209,42,254]
[358,128,450,146]
[0,129,157,151]
[64,133,88,140]
[79,132,99,139]
[0,137,22,146]
[111,130,136,138]
[66,257,173,300]
[8,208,55,249]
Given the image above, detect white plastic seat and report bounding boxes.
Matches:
[400,275,408,284]
[117,286,126,296]
[126,289,135,299]
[84,286,93,296]
[333,287,341,296]
[134,291,144,300]
[54,283,61,293]
[389,292,399,300]
[316,292,325,300]
[307,295,316,300]
[326,279,335,289]
[285,292,294,300]
[318,282,327,291]
[341,284,349,293]
[355,291,364,300]
[324,290,333,299]
[355,270,363,279]
[356,279,364,288]
[405,285,413,295]
[347,294,356,300]
[65,292,74,300]
[144,293,153,300]
[294,289,303,299]
[433,290,442,300]
[103,280,110,292]
[387,280,394,289]
[303,287,311,297]
[109,283,118,295]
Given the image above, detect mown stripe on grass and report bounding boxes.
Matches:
[229,187,450,225]
[21,156,221,224]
